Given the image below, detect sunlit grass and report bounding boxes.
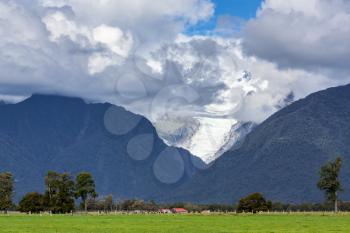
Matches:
[0,213,350,233]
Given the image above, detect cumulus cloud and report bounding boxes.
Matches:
[0,0,213,99]
[39,0,214,54]
[144,35,337,123]
[0,0,343,121]
[43,11,134,74]
[243,0,350,79]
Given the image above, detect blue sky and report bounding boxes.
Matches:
[213,0,263,19]
[187,0,263,35]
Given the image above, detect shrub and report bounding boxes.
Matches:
[18,192,45,213]
[237,193,271,213]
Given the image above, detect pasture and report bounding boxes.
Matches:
[0,213,350,233]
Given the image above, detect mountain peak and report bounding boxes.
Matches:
[21,94,87,106]
[0,94,203,201]
[164,83,350,204]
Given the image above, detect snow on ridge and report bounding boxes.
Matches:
[155,116,254,164]
[181,117,237,163]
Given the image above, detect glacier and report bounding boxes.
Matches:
[155,116,255,163]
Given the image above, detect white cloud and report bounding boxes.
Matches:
[42,11,133,74]
[148,35,337,123]
[43,11,82,42]
[39,0,214,52]
[259,0,321,17]
[0,0,341,122]
[244,0,350,79]
[92,25,133,58]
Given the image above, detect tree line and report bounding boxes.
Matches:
[236,156,345,213]
[158,156,341,213]
[0,171,97,213]
[0,156,346,214]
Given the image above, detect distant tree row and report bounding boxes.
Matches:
[116,197,350,213]
[0,156,346,214]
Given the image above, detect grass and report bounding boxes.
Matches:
[1,213,350,233]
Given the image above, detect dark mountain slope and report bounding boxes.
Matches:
[0,95,204,200]
[165,84,350,204]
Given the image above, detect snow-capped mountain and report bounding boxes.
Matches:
[153,70,263,163]
[155,116,255,163]
[213,121,256,159]
[154,116,200,147]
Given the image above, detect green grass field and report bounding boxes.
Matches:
[1,213,350,233]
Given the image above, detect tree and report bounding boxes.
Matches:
[103,195,114,212]
[237,193,271,213]
[317,157,343,212]
[84,195,115,212]
[18,192,45,213]
[75,172,97,212]
[44,171,61,207]
[57,173,75,213]
[44,171,75,213]
[0,172,14,213]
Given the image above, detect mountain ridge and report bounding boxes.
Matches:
[160,84,350,204]
[2,84,350,204]
[0,94,204,201]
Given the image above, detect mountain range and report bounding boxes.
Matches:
[164,84,350,203]
[1,84,350,204]
[0,94,204,201]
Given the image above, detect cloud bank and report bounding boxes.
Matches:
[244,0,350,78]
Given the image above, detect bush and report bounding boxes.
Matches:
[117,199,158,211]
[18,192,45,213]
[237,193,271,213]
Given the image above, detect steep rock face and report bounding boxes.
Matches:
[165,84,350,204]
[0,95,204,200]
[213,122,256,159]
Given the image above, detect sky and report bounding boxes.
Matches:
[1,0,350,161]
[213,0,262,19]
[187,0,263,34]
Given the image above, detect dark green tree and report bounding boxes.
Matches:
[57,173,75,213]
[237,193,271,213]
[317,157,343,212]
[18,192,45,213]
[0,172,14,213]
[44,171,75,213]
[44,171,61,207]
[75,172,97,212]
